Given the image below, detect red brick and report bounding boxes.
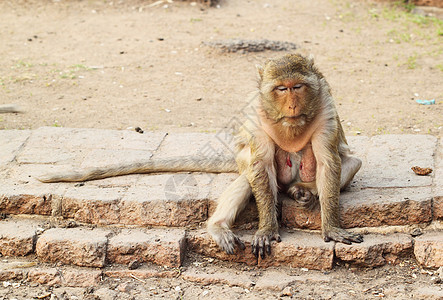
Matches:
[0,218,41,256]
[282,187,432,229]
[434,196,443,220]
[119,174,211,227]
[258,231,334,270]
[188,230,257,266]
[188,229,334,270]
[0,269,24,281]
[0,191,52,216]
[335,234,413,267]
[27,267,102,287]
[414,232,443,268]
[0,260,37,281]
[36,228,109,267]
[62,269,102,287]
[62,186,123,225]
[28,268,61,285]
[107,228,186,268]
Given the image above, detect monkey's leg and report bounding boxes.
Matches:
[312,139,363,245]
[207,174,252,254]
[340,155,362,190]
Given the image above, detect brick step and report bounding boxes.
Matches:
[0,217,442,271]
[0,177,437,229]
[1,128,442,230]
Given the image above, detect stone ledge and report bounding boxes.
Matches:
[107,228,187,268]
[1,130,440,231]
[0,218,42,256]
[27,267,102,287]
[36,227,110,268]
[1,216,442,270]
[335,233,413,267]
[414,232,443,268]
[188,229,335,270]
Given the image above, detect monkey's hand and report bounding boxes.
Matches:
[251,228,281,259]
[288,184,317,210]
[323,227,363,245]
[207,225,246,255]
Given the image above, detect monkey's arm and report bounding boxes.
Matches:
[38,156,237,183]
[312,130,363,244]
[247,158,281,258]
[244,129,281,258]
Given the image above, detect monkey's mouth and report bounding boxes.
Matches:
[282,114,305,121]
[280,114,307,127]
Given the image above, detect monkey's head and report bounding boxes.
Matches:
[257,54,326,131]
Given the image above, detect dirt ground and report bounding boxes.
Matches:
[0,0,442,136]
[0,0,442,299]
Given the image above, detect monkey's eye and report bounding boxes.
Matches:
[275,86,288,92]
[292,84,303,89]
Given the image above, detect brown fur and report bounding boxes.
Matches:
[207,54,362,257]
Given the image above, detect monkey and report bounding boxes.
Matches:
[207,53,363,258]
[38,53,363,259]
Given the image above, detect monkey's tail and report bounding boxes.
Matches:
[37,156,238,183]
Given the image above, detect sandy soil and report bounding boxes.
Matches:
[0,0,442,299]
[0,0,442,136]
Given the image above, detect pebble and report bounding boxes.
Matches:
[280,286,292,297]
[128,259,141,270]
[410,228,423,237]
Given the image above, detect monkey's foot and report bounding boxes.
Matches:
[251,229,281,259]
[323,227,363,245]
[287,185,317,210]
[207,225,245,255]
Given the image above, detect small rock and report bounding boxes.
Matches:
[117,283,132,293]
[134,127,144,134]
[128,259,140,270]
[280,286,292,297]
[411,228,423,237]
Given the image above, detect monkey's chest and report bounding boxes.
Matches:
[275,150,299,185]
[275,146,317,185]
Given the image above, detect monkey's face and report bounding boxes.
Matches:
[258,54,323,130]
[271,79,310,127]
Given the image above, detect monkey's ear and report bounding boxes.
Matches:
[307,54,315,66]
[256,64,264,80]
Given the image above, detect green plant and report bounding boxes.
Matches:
[406,54,418,69]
